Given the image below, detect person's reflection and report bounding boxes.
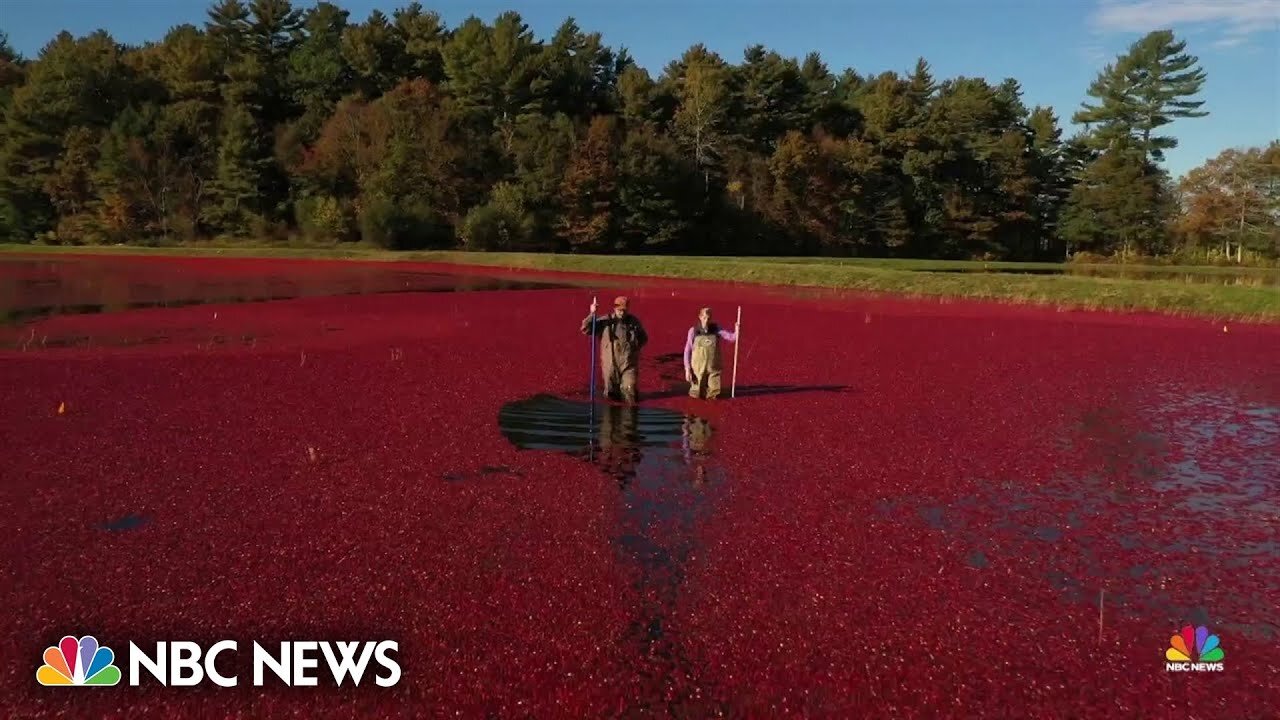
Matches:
[682,417,714,486]
[596,403,641,488]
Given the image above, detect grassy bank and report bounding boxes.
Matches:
[3,243,1279,320]
[415,251,1280,319]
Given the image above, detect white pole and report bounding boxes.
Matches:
[731,305,741,398]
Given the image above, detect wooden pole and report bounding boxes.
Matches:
[589,296,596,461]
[731,306,741,398]
[589,296,597,404]
[1098,590,1104,644]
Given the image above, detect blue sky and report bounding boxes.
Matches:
[4,0,1277,177]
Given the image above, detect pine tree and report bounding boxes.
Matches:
[207,0,251,53]
[203,101,265,234]
[442,12,544,155]
[289,3,351,122]
[541,18,619,120]
[616,124,699,251]
[1027,106,1071,258]
[732,46,808,153]
[509,112,576,243]
[1060,144,1171,256]
[393,2,447,83]
[1073,30,1207,163]
[617,66,658,127]
[0,30,23,108]
[341,10,402,97]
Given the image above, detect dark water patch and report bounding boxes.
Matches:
[498,393,723,711]
[1127,564,1151,579]
[99,513,151,532]
[1032,526,1063,542]
[896,389,1280,639]
[440,466,523,482]
[966,551,989,569]
[39,335,93,349]
[2,263,576,324]
[919,266,1280,286]
[1151,391,1280,517]
[918,505,947,531]
[927,268,1062,276]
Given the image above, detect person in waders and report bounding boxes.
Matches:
[683,307,738,400]
[582,296,648,404]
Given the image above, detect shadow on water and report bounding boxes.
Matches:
[733,383,850,398]
[645,352,851,401]
[497,393,722,712]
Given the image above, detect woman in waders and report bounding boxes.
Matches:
[683,307,738,400]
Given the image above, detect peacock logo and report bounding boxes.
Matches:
[1165,625,1225,671]
[37,635,122,686]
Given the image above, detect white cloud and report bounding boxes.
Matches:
[1079,43,1110,64]
[1211,34,1249,49]
[1091,0,1280,48]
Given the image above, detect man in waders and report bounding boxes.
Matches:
[683,306,738,400]
[582,296,648,404]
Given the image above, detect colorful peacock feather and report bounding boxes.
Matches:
[36,635,121,686]
[1165,625,1224,663]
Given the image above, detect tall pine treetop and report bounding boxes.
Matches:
[1073,29,1207,163]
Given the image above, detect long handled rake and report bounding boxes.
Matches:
[731,305,742,399]
[589,295,597,459]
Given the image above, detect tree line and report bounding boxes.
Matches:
[0,1,1276,260]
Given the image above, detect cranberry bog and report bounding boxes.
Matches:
[2,253,1277,718]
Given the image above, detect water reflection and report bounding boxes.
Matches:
[498,394,724,710]
[923,266,1280,286]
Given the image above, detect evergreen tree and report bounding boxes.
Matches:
[1073,30,1207,162]
[341,10,402,97]
[616,65,658,128]
[509,112,576,244]
[616,124,699,251]
[442,12,544,155]
[0,30,24,109]
[203,101,266,233]
[1027,107,1071,258]
[731,45,808,153]
[289,3,352,129]
[393,2,447,83]
[1060,145,1171,256]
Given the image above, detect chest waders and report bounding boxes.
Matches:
[689,329,723,399]
[602,320,640,404]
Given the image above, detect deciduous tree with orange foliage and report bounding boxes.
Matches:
[1177,143,1280,259]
